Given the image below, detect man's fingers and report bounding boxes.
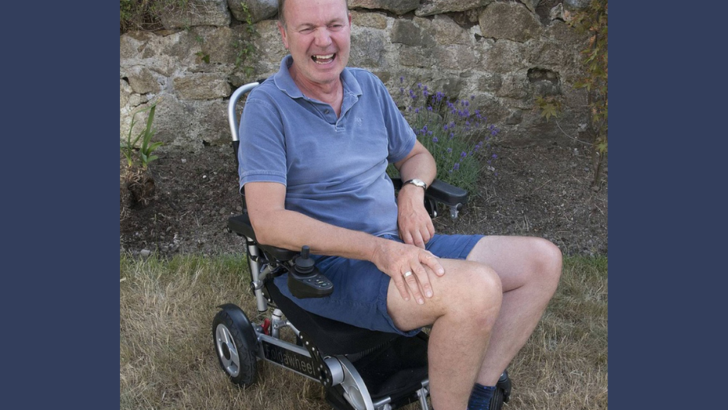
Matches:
[421,252,445,276]
[403,269,425,304]
[393,276,410,301]
[400,229,414,246]
[412,230,426,249]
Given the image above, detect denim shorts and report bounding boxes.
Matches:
[273,233,484,336]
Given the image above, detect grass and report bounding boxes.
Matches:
[120,253,607,409]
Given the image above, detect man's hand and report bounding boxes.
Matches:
[397,184,436,249]
[371,237,445,305]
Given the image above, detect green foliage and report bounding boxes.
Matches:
[120,0,190,33]
[121,102,163,170]
[234,2,260,79]
[390,80,500,195]
[569,0,608,185]
[535,95,562,121]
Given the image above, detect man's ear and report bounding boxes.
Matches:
[277,22,289,49]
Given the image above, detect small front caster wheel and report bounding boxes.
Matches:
[212,308,257,386]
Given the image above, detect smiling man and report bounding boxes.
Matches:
[237,0,562,409]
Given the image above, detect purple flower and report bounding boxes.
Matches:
[447,147,452,153]
[400,76,404,83]
[417,83,422,89]
[470,95,475,100]
[453,163,460,171]
[443,124,448,131]
[415,108,420,113]
[449,132,454,139]
[427,106,433,111]
[492,154,498,159]
[461,151,467,158]
[432,136,438,143]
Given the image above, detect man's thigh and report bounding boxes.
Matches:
[385,256,501,332]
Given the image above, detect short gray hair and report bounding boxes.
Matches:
[278,0,349,28]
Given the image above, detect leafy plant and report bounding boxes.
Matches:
[120,0,190,33]
[121,102,163,212]
[121,102,163,170]
[569,0,608,187]
[234,2,259,79]
[390,78,500,195]
[535,95,562,121]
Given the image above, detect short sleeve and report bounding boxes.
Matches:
[375,77,416,164]
[237,93,288,192]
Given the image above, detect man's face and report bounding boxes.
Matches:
[278,0,351,87]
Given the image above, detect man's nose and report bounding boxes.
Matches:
[313,28,332,47]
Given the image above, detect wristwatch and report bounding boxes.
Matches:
[403,178,427,191]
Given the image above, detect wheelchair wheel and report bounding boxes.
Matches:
[212,309,257,386]
[491,370,512,410]
[490,386,505,410]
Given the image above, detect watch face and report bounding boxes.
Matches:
[407,179,426,188]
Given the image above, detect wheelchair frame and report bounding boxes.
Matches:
[212,82,510,410]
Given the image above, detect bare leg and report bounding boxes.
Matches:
[466,236,563,385]
[387,259,503,410]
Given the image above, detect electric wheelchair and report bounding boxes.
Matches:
[212,82,512,410]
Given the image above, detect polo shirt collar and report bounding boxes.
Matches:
[273,55,362,101]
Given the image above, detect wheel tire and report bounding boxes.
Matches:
[490,386,504,410]
[212,309,257,386]
[491,370,512,410]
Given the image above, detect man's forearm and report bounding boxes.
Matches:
[250,207,385,262]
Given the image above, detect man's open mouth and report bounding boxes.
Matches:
[311,54,335,64]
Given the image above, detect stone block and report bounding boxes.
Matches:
[479,2,542,43]
[416,0,494,17]
[398,46,433,68]
[391,19,435,48]
[434,45,478,70]
[126,66,161,94]
[477,73,502,92]
[350,28,387,68]
[480,39,526,73]
[351,10,388,29]
[160,0,231,30]
[496,72,530,100]
[228,0,277,23]
[348,0,419,15]
[432,14,472,46]
[174,73,231,100]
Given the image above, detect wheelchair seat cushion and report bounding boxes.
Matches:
[273,233,484,337]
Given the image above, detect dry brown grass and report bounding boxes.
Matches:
[120,254,607,410]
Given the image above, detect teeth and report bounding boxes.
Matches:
[312,54,335,63]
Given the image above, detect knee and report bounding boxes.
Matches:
[459,264,502,327]
[531,238,563,287]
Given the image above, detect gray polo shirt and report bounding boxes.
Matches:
[238,56,416,237]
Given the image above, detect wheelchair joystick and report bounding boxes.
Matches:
[288,246,334,298]
[294,246,315,274]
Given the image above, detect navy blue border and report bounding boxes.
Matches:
[3,3,119,407]
[610,3,726,408]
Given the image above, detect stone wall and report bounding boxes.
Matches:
[120,0,593,150]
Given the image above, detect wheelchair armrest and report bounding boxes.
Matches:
[227,214,298,261]
[392,177,468,207]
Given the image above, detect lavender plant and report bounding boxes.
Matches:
[389,78,499,195]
